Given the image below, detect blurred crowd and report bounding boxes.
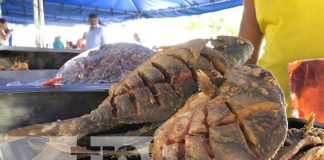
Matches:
[0,14,154,51]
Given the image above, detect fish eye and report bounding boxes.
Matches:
[217,45,227,50]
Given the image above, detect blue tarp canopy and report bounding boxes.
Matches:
[1,0,242,25]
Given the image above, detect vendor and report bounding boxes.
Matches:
[0,18,13,46]
[85,13,107,50]
[239,0,324,116]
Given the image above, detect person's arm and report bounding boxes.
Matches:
[0,29,13,41]
[239,0,263,64]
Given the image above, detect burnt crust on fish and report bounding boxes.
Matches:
[274,127,324,160]
[151,65,287,160]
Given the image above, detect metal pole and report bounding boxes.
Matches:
[38,0,45,48]
[0,0,2,17]
[33,0,40,47]
[33,0,45,48]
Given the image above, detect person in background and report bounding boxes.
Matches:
[239,0,324,116]
[77,32,87,50]
[133,33,142,46]
[4,29,13,46]
[0,18,13,46]
[65,41,73,49]
[53,36,64,49]
[85,13,106,50]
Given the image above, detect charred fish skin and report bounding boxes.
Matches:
[106,36,253,122]
[6,36,253,139]
[274,127,324,160]
[152,65,288,160]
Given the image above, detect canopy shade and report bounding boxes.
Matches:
[1,0,242,25]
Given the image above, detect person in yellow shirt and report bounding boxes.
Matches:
[239,0,324,116]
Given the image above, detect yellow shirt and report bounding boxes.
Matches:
[255,0,324,116]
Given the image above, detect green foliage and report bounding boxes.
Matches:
[182,12,239,37]
[185,15,204,30]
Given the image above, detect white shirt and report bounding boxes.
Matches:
[85,27,106,50]
[0,30,9,46]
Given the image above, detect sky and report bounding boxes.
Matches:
[9,6,243,48]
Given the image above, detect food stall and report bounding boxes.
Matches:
[0,0,323,159]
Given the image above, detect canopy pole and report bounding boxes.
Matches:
[33,0,45,48]
[38,0,45,48]
[33,0,39,47]
[38,0,45,26]
[0,0,3,17]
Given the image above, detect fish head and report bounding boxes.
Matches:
[210,36,254,65]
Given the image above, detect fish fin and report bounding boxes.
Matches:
[183,39,208,59]
[197,70,218,98]
[159,45,173,50]
[304,112,315,133]
[160,39,208,59]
